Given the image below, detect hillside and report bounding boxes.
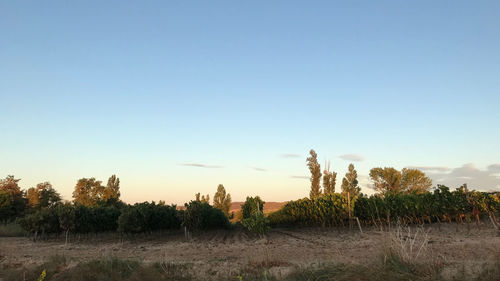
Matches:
[230,201,286,214]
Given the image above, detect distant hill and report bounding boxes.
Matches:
[177,201,287,214]
[230,201,286,213]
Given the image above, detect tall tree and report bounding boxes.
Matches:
[307,149,322,198]
[370,167,432,194]
[369,167,432,195]
[72,177,104,206]
[400,168,432,194]
[213,184,231,216]
[0,175,26,220]
[369,167,402,195]
[0,175,22,197]
[322,161,337,195]
[103,175,120,202]
[341,164,360,196]
[26,182,61,209]
[26,187,40,208]
[195,193,210,204]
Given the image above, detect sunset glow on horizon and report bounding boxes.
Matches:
[1,1,499,205]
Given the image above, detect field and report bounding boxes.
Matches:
[1,223,499,281]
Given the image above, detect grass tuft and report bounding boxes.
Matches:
[0,222,27,237]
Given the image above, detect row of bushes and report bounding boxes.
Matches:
[16,186,500,238]
[18,204,122,237]
[269,185,500,227]
[117,203,180,234]
[17,201,230,238]
[355,185,500,225]
[268,193,353,226]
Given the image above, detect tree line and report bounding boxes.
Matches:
[269,184,500,227]
[0,174,237,241]
[306,149,434,198]
[1,149,499,240]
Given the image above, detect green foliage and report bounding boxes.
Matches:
[0,175,26,221]
[269,193,355,227]
[354,185,500,225]
[307,149,322,198]
[194,193,210,204]
[322,162,337,195]
[213,184,231,216]
[18,204,122,237]
[117,202,180,234]
[56,203,76,233]
[104,175,120,202]
[241,196,264,219]
[26,182,61,210]
[241,211,270,236]
[182,200,229,231]
[341,164,360,196]
[269,187,500,228]
[72,176,122,207]
[17,207,60,235]
[74,205,121,233]
[370,167,432,195]
[401,168,432,194]
[240,196,269,235]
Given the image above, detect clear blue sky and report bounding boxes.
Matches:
[1,1,499,204]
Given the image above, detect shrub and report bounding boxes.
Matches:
[117,202,180,234]
[74,205,121,233]
[17,207,60,237]
[268,193,353,227]
[241,211,270,237]
[182,201,229,231]
[241,196,264,220]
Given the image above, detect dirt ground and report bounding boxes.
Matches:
[1,223,499,278]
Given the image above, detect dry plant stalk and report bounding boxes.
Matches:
[390,221,430,264]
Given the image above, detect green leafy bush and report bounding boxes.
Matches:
[241,211,269,237]
[182,201,229,231]
[17,207,60,236]
[74,205,121,233]
[269,186,500,227]
[241,196,264,219]
[269,193,353,227]
[117,202,180,234]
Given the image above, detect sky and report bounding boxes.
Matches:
[1,1,499,205]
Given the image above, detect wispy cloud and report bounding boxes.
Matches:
[487,164,500,173]
[426,163,500,191]
[339,154,364,162]
[249,166,267,172]
[179,163,223,168]
[407,166,451,172]
[280,153,301,158]
[290,175,309,179]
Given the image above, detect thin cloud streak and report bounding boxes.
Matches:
[290,175,309,179]
[487,164,500,172]
[407,166,451,172]
[339,154,364,162]
[280,153,301,158]
[249,166,267,172]
[179,163,223,168]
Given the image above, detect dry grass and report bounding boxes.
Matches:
[2,223,499,280]
[0,222,26,237]
[1,254,499,281]
[386,221,431,264]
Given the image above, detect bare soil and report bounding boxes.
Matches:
[1,223,499,278]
